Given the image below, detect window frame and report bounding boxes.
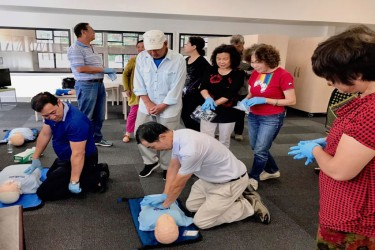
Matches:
[95,30,173,71]
[0,26,71,73]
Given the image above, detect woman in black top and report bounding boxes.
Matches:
[199,44,244,148]
[181,36,211,131]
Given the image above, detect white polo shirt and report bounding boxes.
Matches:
[172,129,246,183]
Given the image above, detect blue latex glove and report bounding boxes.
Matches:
[140,194,167,209]
[288,142,321,166]
[291,153,315,166]
[68,182,82,194]
[103,67,116,74]
[24,159,43,175]
[240,98,249,108]
[107,73,117,81]
[201,97,216,112]
[243,97,266,108]
[299,138,327,148]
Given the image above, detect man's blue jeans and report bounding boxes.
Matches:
[247,112,285,180]
[75,81,106,143]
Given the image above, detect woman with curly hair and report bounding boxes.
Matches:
[242,43,296,190]
[199,44,244,148]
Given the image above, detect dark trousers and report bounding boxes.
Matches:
[37,151,102,201]
[181,92,204,132]
[234,94,246,135]
[234,111,245,135]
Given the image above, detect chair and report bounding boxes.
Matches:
[325,89,356,131]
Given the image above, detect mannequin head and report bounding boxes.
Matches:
[0,180,21,204]
[9,132,25,146]
[154,214,179,244]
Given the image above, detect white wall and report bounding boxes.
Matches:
[0,9,332,100]
[0,1,373,100]
[2,0,375,24]
[10,73,122,102]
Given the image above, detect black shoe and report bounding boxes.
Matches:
[139,162,160,177]
[97,163,110,178]
[97,171,109,193]
[162,170,167,181]
[95,139,113,147]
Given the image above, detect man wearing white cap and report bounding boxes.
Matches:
[134,30,186,180]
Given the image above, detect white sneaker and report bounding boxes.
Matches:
[234,134,244,141]
[259,171,280,181]
[249,178,258,191]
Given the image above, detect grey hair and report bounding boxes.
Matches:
[230,34,245,45]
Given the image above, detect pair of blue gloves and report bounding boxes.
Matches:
[202,97,267,112]
[141,194,167,210]
[288,138,327,165]
[240,97,266,108]
[24,159,81,194]
[201,97,217,112]
[103,67,117,81]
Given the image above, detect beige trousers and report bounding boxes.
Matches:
[135,111,181,170]
[186,174,254,229]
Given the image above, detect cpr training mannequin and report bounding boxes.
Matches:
[8,128,34,146]
[138,194,193,244]
[9,133,24,146]
[0,164,42,205]
[0,180,21,204]
[154,214,179,244]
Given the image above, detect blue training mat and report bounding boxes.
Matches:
[0,128,39,144]
[128,198,202,249]
[0,168,48,210]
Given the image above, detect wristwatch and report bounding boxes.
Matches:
[70,180,79,185]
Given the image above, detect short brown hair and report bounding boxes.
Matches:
[311,25,375,85]
[243,43,280,69]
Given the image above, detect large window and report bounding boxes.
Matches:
[94,31,173,71]
[0,27,71,72]
[179,33,230,57]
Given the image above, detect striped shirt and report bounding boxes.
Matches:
[67,41,104,81]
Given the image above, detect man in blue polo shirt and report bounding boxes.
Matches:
[67,22,116,147]
[24,92,109,201]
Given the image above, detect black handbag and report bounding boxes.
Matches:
[62,77,76,89]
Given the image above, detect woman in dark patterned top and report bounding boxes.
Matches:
[289,25,375,248]
[181,36,210,131]
[199,44,244,148]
